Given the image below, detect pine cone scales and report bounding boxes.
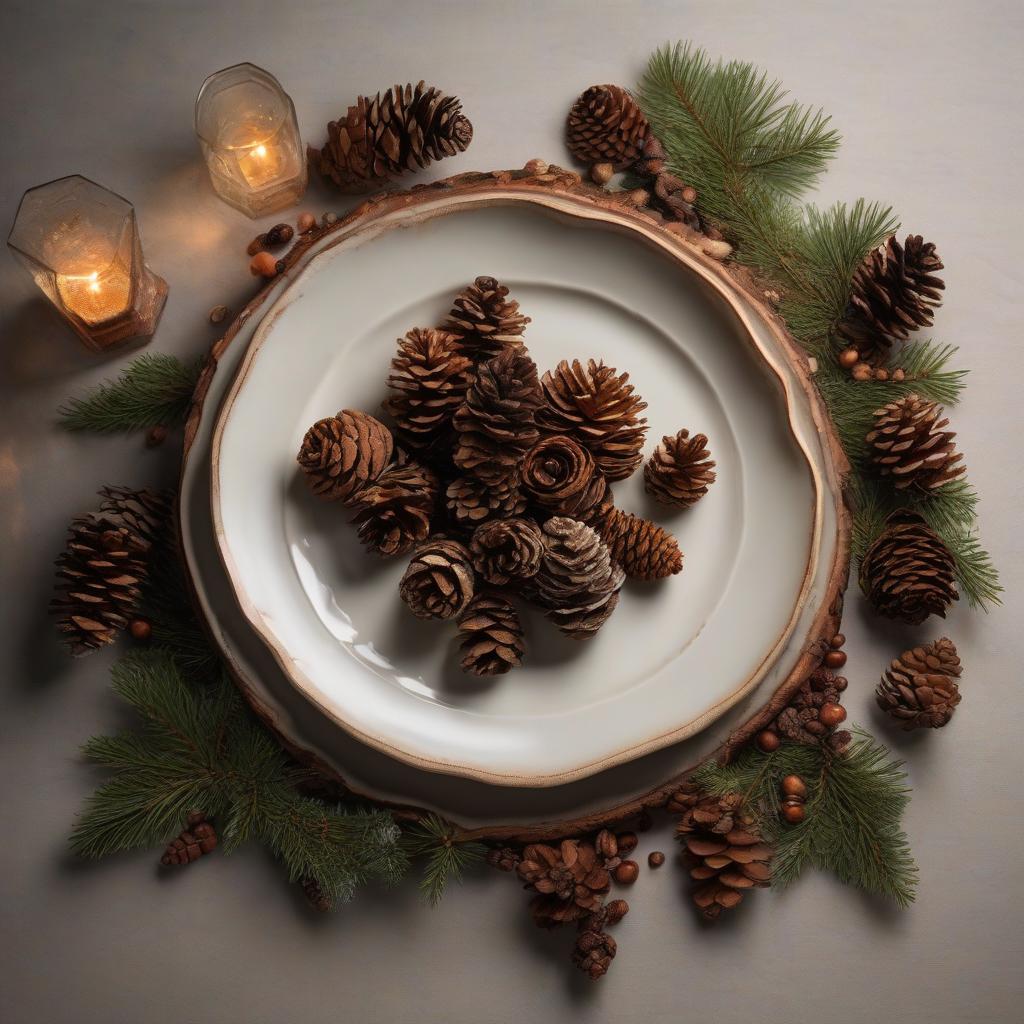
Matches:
[97,486,172,544]
[876,637,962,730]
[311,82,472,192]
[352,457,438,556]
[567,85,649,168]
[573,923,617,980]
[521,434,608,521]
[446,474,527,527]
[469,518,543,585]
[399,537,475,619]
[539,359,647,481]
[597,507,683,581]
[443,276,530,363]
[775,667,851,750]
[457,592,525,675]
[161,812,217,866]
[860,511,958,624]
[298,410,394,503]
[517,839,611,927]
[645,430,716,508]
[866,394,965,491]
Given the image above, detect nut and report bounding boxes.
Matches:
[208,304,229,324]
[756,729,781,753]
[595,829,618,860]
[522,158,548,175]
[297,212,317,233]
[249,251,278,278]
[616,831,639,855]
[590,162,614,186]
[613,860,640,885]
[265,223,294,247]
[647,851,665,868]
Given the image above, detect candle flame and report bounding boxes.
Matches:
[253,144,267,159]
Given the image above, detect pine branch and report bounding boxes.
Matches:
[58,353,202,432]
[403,814,486,906]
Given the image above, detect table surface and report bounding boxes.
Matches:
[2,2,1022,1022]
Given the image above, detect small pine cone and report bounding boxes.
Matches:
[399,537,475,619]
[865,394,965,492]
[161,812,217,866]
[666,779,702,815]
[774,667,848,745]
[572,922,617,981]
[457,592,525,676]
[838,235,945,361]
[644,430,716,508]
[596,506,682,581]
[533,517,624,639]
[521,435,608,521]
[566,84,649,169]
[517,839,611,927]
[538,359,647,481]
[310,81,472,192]
[876,637,962,730]
[297,410,394,504]
[486,846,522,872]
[469,518,543,585]
[442,276,530,364]
[675,793,771,920]
[384,327,472,449]
[445,474,527,528]
[859,511,958,624]
[301,876,333,912]
[97,486,173,544]
[351,457,438,557]
[453,348,543,484]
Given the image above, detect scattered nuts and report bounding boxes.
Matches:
[781,775,808,799]
[830,633,846,649]
[851,362,873,381]
[604,898,630,925]
[322,211,338,227]
[818,702,847,728]
[208,304,229,324]
[265,223,294,247]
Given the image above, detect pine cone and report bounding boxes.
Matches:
[572,920,617,981]
[51,513,151,656]
[298,410,394,504]
[566,84,649,169]
[538,359,647,481]
[351,457,438,556]
[445,473,527,528]
[399,537,475,619]
[596,506,682,581]
[453,348,543,484]
[876,637,962,730]
[300,875,333,912]
[774,667,851,750]
[384,327,471,449]
[865,394,965,492]
[486,846,521,872]
[520,435,609,522]
[97,486,172,544]
[310,81,472,192]
[442,276,530,364]
[666,780,702,816]
[469,518,543,585]
[517,839,611,927]
[456,592,525,676]
[838,235,945,361]
[533,517,624,639]
[675,793,771,920]
[644,430,716,508]
[860,511,958,624]
[160,812,217,866]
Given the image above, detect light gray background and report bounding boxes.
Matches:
[1,2,1022,1022]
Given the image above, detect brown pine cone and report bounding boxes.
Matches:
[572,920,617,981]
[300,876,333,912]
[453,348,543,484]
[445,473,527,528]
[675,793,771,920]
[161,812,217,866]
[310,81,472,192]
[297,410,394,504]
[469,518,543,585]
[384,327,472,449]
[533,517,624,639]
[838,235,945,361]
[774,667,850,750]
[351,457,438,556]
[666,780,702,815]
[865,394,965,492]
[456,592,525,676]
[566,84,649,169]
[517,839,612,927]
[644,430,716,508]
[538,359,647,481]
[596,506,683,581]
[486,846,521,872]
[399,537,475,619]
[859,511,958,624]
[442,276,530,364]
[876,637,962,730]
[97,486,172,544]
[521,434,609,522]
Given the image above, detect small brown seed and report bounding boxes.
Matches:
[647,851,665,868]
[522,158,549,175]
[604,898,629,925]
[830,633,845,649]
[851,362,873,381]
[145,424,168,448]
[616,831,639,855]
[781,801,806,825]
[892,368,906,382]
[838,348,860,368]
[756,730,781,753]
[129,618,152,642]
[680,185,697,205]
[595,829,618,860]
[825,649,847,669]
[819,702,847,728]
[246,235,267,256]
[590,162,614,185]
[208,304,228,324]
[780,774,808,799]
[265,223,294,247]
[275,259,287,275]
[874,367,889,381]
[614,860,640,885]
[833,675,849,692]
[322,211,338,226]
[250,251,278,278]
[297,212,317,233]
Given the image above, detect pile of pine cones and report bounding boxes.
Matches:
[298,276,716,676]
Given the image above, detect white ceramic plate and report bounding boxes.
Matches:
[210,191,825,786]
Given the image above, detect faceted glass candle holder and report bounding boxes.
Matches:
[195,62,307,218]
[7,175,167,353]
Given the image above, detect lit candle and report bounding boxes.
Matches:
[7,175,167,352]
[195,63,306,218]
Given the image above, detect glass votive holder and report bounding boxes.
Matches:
[194,62,307,218]
[7,175,168,353]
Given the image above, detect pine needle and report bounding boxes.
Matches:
[403,814,486,906]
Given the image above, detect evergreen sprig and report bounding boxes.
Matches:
[59,353,202,432]
[403,814,486,906]
[692,730,918,907]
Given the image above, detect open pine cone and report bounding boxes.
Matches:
[774,667,851,751]
[596,507,682,581]
[876,637,962,730]
[865,393,965,492]
[351,457,438,556]
[859,511,958,624]
[572,920,617,981]
[676,792,772,921]
[442,276,530,364]
[538,359,647,481]
[644,429,716,508]
[97,486,172,544]
[445,473,527,528]
[399,537,475,620]
[521,434,609,521]
[517,839,611,927]
[566,84,649,169]
[298,410,394,504]
[456,592,525,676]
[469,517,543,585]
[310,81,472,192]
